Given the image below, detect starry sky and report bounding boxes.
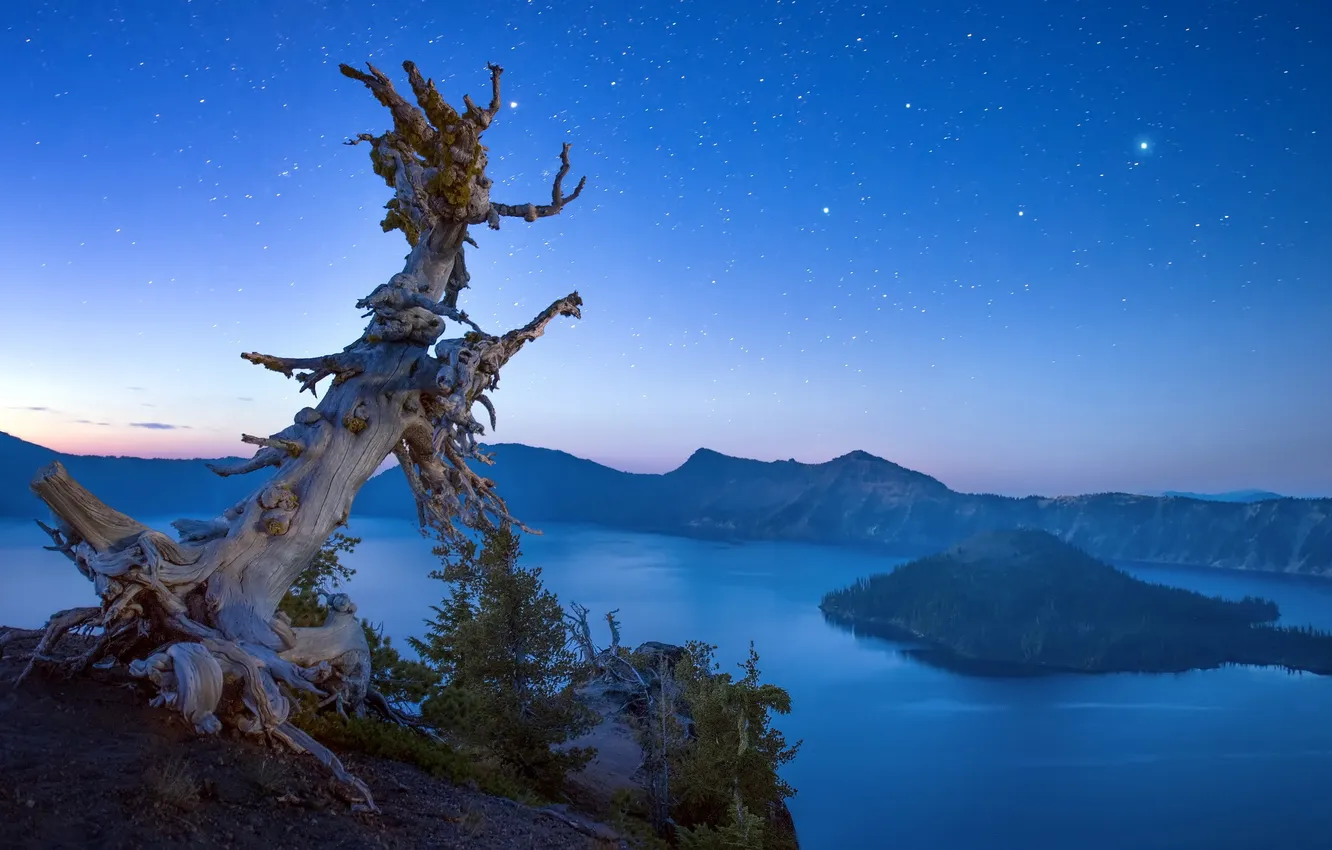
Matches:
[1,0,1328,497]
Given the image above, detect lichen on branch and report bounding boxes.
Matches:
[339,60,586,242]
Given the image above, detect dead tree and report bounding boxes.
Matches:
[10,60,586,811]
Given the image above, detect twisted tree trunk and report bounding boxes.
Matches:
[12,60,586,811]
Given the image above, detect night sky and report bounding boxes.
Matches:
[1,1,1328,497]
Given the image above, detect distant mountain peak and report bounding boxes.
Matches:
[685,447,728,462]
[682,447,895,468]
[832,449,888,464]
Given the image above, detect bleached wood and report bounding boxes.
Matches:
[14,60,588,810]
[130,643,225,734]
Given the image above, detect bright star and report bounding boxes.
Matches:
[1140,141,1148,150]
[509,101,518,108]
[822,207,830,214]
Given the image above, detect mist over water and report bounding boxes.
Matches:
[5,517,1332,849]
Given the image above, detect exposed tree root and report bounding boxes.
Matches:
[14,467,382,809]
[271,722,379,813]
[7,592,379,809]
[11,606,102,689]
[364,687,450,747]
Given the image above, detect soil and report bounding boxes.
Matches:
[0,631,624,850]
[562,681,648,816]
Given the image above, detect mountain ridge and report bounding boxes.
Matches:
[0,431,252,521]
[2,431,1329,575]
[1159,489,1286,503]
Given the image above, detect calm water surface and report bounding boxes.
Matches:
[4,516,1332,850]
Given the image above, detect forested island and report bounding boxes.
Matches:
[820,530,1332,675]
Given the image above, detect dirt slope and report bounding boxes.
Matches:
[0,632,620,850]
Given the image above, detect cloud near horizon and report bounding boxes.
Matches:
[129,422,190,430]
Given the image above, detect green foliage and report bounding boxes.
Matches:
[278,527,803,846]
[606,788,671,850]
[363,621,440,706]
[820,529,1332,673]
[279,532,361,628]
[677,804,768,850]
[415,525,596,794]
[292,695,522,799]
[670,642,800,850]
[408,535,479,686]
[277,531,442,705]
[418,681,486,736]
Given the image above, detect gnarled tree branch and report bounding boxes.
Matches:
[487,143,587,228]
[339,62,436,151]
[31,462,149,553]
[340,61,502,241]
[387,291,582,541]
[208,409,327,478]
[462,62,504,129]
[241,352,363,396]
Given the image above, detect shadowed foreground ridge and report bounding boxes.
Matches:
[0,634,607,850]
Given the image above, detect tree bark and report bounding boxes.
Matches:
[15,61,587,811]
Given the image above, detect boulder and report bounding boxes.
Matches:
[630,641,685,672]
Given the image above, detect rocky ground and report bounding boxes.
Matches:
[0,630,625,850]
[562,678,653,817]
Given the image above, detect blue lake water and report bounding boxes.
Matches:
[4,516,1332,849]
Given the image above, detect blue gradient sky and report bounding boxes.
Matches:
[1,1,1328,497]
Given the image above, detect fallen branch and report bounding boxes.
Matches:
[271,722,379,813]
[0,626,44,655]
[364,687,449,746]
[10,606,102,688]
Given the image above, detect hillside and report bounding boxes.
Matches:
[818,530,1332,675]
[0,431,252,521]
[3,431,1331,575]
[1160,489,1285,503]
[0,633,613,850]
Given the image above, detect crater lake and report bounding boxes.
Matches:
[4,517,1332,850]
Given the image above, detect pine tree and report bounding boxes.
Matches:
[362,622,439,707]
[417,525,595,793]
[279,532,441,708]
[677,803,767,850]
[409,536,480,686]
[279,532,360,628]
[671,641,801,850]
